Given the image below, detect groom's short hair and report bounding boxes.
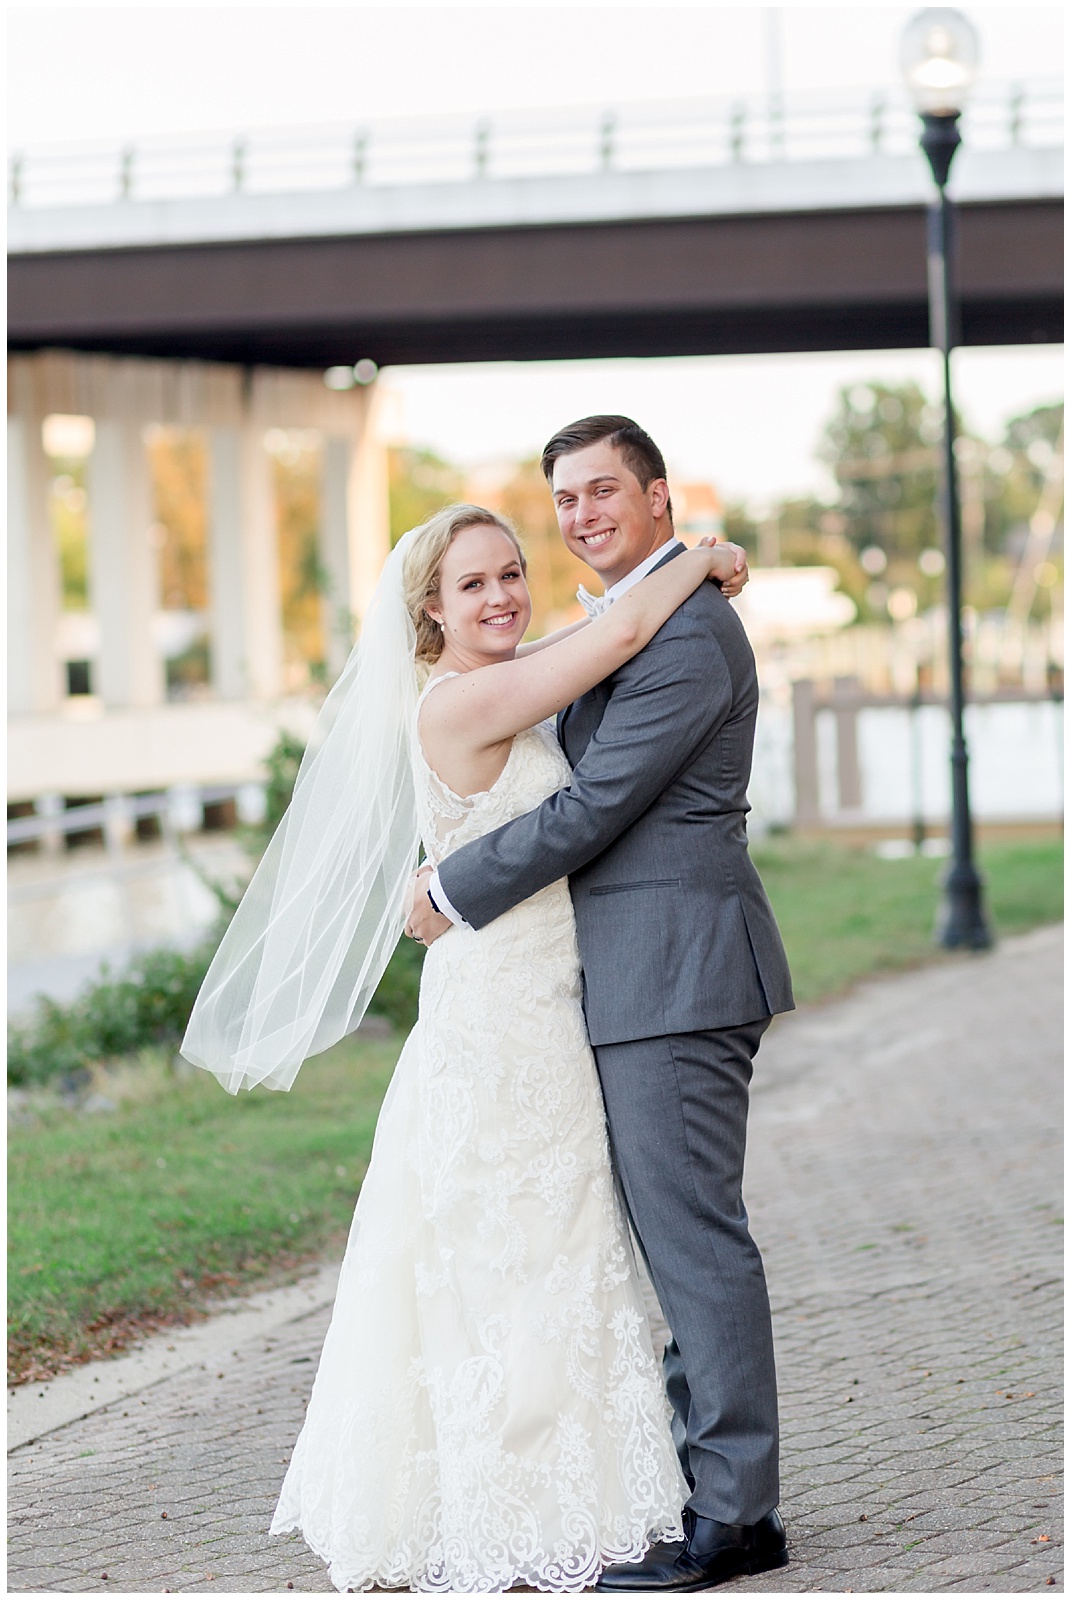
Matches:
[541,415,673,521]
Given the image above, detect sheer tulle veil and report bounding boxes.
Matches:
[181,528,423,1094]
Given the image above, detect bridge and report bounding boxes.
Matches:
[6,81,1063,846]
[8,81,1063,366]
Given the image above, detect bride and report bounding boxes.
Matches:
[182,504,747,1593]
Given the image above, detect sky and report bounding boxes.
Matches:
[7,5,1063,146]
[8,3,1064,501]
[383,347,1064,503]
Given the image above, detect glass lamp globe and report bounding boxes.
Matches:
[899,7,979,115]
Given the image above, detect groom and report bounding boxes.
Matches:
[409,415,794,1590]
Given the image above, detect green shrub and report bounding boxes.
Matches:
[7,997,85,1087]
[263,729,308,833]
[10,829,1061,1088]
[7,930,422,1088]
[7,720,431,1085]
[80,943,218,1055]
[7,939,218,1087]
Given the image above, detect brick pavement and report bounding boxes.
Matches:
[8,925,1062,1593]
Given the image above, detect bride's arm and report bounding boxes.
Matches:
[514,541,749,657]
[425,542,737,750]
[704,539,749,597]
[516,618,590,657]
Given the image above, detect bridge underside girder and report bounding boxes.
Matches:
[8,199,1062,367]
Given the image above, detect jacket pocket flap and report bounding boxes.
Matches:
[589,878,681,895]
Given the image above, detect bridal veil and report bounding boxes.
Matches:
[181,528,422,1093]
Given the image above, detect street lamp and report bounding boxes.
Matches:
[900,7,992,949]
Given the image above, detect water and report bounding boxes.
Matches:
[8,836,250,1016]
[8,698,1061,1012]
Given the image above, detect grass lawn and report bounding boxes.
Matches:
[9,1037,399,1383]
[8,832,1062,1383]
[752,832,1064,1004]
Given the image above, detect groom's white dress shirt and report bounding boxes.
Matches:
[427,539,683,928]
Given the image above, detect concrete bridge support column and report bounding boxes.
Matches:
[347,385,392,625]
[87,419,165,708]
[206,420,284,703]
[7,389,63,715]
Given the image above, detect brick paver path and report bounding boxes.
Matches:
[9,925,1062,1593]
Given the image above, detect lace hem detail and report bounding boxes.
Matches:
[270,1513,685,1593]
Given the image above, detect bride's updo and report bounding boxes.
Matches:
[402,504,527,664]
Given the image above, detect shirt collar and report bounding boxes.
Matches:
[604,539,684,603]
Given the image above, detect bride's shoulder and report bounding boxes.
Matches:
[418,669,462,709]
[416,670,469,746]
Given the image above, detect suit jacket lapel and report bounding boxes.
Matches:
[559,685,609,766]
[558,697,589,764]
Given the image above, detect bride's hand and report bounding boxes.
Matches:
[699,537,749,599]
[405,865,452,946]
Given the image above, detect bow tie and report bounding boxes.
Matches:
[577,586,613,618]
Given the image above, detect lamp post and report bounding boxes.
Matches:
[900,7,992,949]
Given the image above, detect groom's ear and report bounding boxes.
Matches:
[648,478,671,520]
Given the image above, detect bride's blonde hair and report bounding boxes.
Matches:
[402,504,527,664]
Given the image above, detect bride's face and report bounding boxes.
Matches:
[429,524,532,663]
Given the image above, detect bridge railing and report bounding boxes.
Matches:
[8,782,268,853]
[9,79,1062,210]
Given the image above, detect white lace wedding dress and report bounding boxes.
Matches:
[270,679,687,1592]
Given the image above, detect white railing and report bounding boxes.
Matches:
[8,783,267,850]
[9,79,1062,211]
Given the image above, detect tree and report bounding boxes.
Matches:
[987,400,1063,556]
[147,427,213,694]
[721,497,870,612]
[389,449,589,637]
[270,435,326,689]
[817,380,940,568]
[147,427,209,612]
[388,447,464,546]
[816,379,1005,618]
[47,455,91,611]
[817,384,1064,618]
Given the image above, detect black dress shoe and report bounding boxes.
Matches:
[594,1508,788,1592]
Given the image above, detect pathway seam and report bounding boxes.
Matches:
[7,1264,340,1451]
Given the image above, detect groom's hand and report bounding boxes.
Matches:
[405,865,453,946]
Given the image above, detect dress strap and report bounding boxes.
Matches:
[418,670,461,706]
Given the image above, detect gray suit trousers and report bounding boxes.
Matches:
[593,1018,779,1526]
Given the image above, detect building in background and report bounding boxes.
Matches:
[7,350,391,1008]
[8,349,390,828]
[673,479,725,541]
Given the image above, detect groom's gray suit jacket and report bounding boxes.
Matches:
[436,546,794,1044]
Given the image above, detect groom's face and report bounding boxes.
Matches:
[551,440,671,589]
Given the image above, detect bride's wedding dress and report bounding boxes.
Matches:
[271,679,687,1592]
